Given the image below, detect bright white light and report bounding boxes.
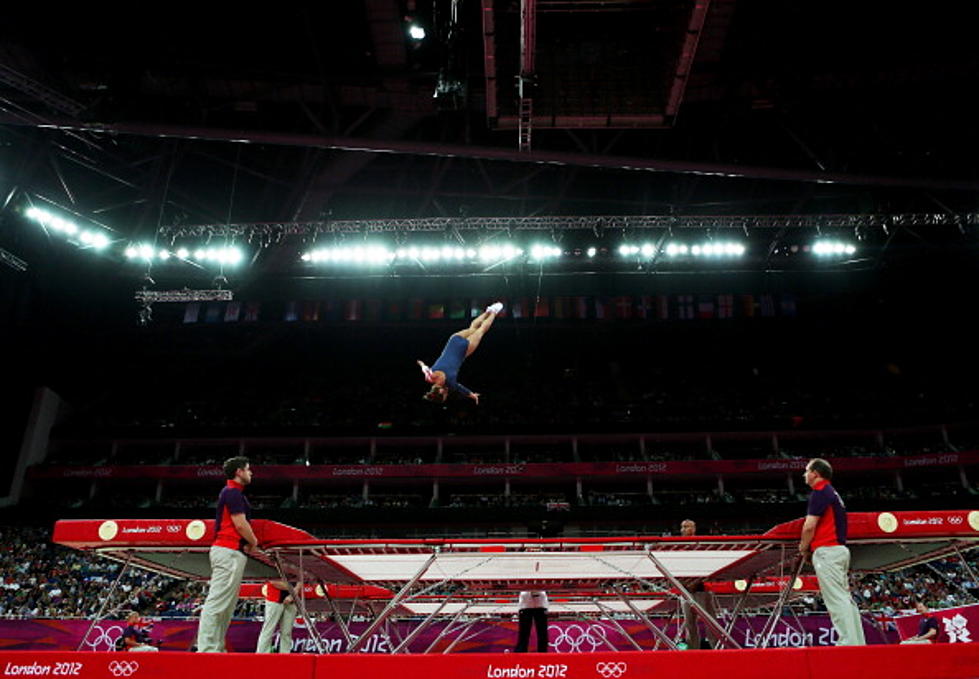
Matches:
[408,24,426,40]
[25,207,43,221]
[176,248,190,259]
[139,244,154,260]
[466,248,476,258]
[125,246,138,259]
[79,231,93,244]
[531,244,560,260]
[159,249,170,260]
[301,252,311,262]
[845,244,856,255]
[640,244,655,257]
[194,249,206,260]
[586,247,597,258]
[691,245,702,256]
[666,243,679,257]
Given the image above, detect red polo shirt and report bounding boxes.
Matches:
[213,480,251,550]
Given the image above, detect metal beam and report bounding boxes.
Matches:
[12,117,979,192]
[157,212,979,239]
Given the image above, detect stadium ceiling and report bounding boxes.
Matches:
[2,1,979,282]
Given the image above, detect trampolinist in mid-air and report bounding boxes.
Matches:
[418,302,503,405]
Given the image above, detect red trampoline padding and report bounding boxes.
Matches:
[239,582,394,600]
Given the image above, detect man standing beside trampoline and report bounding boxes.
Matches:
[798,458,866,646]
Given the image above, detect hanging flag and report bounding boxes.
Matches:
[408,298,424,321]
[284,301,299,322]
[344,299,362,322]
[385,300,403,321]
[741,294,756,318]
[224,300,242,323]
[534,297,550,318]
[320,299,340,321]
[594,297,609,320]
[302,301,319,322]
[204,303,223,323]
[697,296,715,320]
[677,294,695,320]
[573,296,589,319]
[448,299,467,320]
[365,298,382,322]
[635,295,652,320]
[613,296,633,320]
[717,294,734,319]
[780,294,798,317]
[656,295,669,320]
[427,302,445,319]
[183,303,200,324]
[244,301,261,322]
[760,294,776,317]
[512,298,528,319]
[553,297,570,320]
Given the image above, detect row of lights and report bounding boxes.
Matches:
[618,242,748,258]
[300,240,857,266]
[123,244,245,265]
[301,244,530,265]
[25,207,111,250]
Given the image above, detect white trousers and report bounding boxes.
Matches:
[256,599,297,653]
[196,546,247,652]
[812,545,866,646]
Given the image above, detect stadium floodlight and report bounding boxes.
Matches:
[158,249,170,261]
[25,206,112,251]
[124,246,138,259]
[176,248,190,259]
[586,247,597,258]
[408,24,426,40]
[640,244,655,257]
[812,240,856,257]
[530,244,561,261]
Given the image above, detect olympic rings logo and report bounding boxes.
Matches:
[595,662,627,678]
[549,623,609,653]
[83,624,124,651]
[949,516,963,525]
[108,661,140,677]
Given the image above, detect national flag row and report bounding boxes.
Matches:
[182,293,798,324]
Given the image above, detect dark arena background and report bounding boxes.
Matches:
[2,2,979,678]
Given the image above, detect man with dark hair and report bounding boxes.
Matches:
[196,456,261,652]
[678,519,719,649]
[902,601,940,644]
[798,457,866,645]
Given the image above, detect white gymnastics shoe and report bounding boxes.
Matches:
[486,302,503,314]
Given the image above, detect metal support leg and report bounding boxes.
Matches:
[347,552,438,652]
[77,551,134,651]
[646,550,741,649]
[442,619,480,654]
[424,606,469,654]
[394,595,455,653]
[593,601,642,651]
[615,589,678,650]
[273,548,326,654]
[759,557,805,649]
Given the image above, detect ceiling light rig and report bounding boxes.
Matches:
[123,244,245,266]
[24,206,111,251]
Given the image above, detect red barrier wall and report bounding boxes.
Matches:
[2,645,978,679]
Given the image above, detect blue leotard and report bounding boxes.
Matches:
[431,335,473,397]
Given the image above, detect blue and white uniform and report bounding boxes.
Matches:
[430,335,473,397]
